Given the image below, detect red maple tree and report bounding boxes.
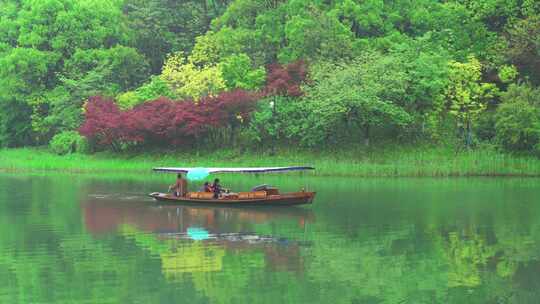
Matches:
[265,60,307,97]
[79,61,308,149]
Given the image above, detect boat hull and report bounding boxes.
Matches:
[148,191,315,206]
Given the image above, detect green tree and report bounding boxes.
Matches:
[0,0,148,145]
[495,83,540,153]
[279,8,354,62]
[391,42,450,139]
[0,47,56,146]
[299,53,412,147]
[116,76,175,110]
[445,56,498,148]
[49,130,88,155]
[505,15,540,83]
[220,53,266,90]
[122,0,232,74]
[248,96,306,147]
[160,52,226,100]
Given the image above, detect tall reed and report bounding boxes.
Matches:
[1,147,539,177]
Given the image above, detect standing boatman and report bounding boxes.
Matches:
[169,173,187,197]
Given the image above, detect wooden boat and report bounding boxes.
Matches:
[149,190,315,206]
[149,166,316,206]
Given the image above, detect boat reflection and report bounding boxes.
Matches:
[82,196,314,277]
[83,196,314,235]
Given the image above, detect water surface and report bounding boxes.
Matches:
[1,173,539,303]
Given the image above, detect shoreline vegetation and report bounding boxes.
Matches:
[1,147,539,178]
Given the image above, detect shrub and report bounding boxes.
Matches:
[494,84,540,154]
[495,101,540,153]
[79,90,260,149]
[49,131,88,155]
[116,76,175,110]
[220,54,266,90]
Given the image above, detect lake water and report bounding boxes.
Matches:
[0,173,540,303]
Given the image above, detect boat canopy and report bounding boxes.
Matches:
[152,166,315,174]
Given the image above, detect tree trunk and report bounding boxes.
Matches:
[465,119,472,149]
[202,0,210,32]
[230,124,236,147]
[364,125,370,147]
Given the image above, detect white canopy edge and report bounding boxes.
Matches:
[152,166,315,174]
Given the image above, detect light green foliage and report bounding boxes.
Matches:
[49,131,88,155]
[161,52,226,100]
[161,43,266,99]
[116,92,139,110]
[117,76,175,109]
[128,76,174,103]
[391,40,451,138]
[0,47,57,146]
[189,34,221,67]
[495,84,540,153]
[498,65,519,83]
[190,27,263,66]
[212,0,273,29]
[280,10,354,62]
[445,56,498,147]
[17,0,127,54]
[521,0,540,17]
[0,48,56,101]
[220,54,266,90]
[0,0,19,49]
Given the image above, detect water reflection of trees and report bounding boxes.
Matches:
[297,189,540,304]
[83,198,313,278]
[82,196,540,303]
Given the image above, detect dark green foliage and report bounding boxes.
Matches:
[248,96,306,146]
[123,0,232,73]
[495,84,540,153]
[504,15,540,83]
[63,46,150,92]
[0,100,33,147]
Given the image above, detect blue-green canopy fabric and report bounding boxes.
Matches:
[185,168,210,181]
[153,166,315,174]
[187,227,210,241]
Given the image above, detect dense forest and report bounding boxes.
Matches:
[1,0,539,155]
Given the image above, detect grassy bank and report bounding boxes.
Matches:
[1,146,540,177]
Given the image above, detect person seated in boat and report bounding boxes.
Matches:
[169,173,187,197]
[200,181,212,192]
[212,179,235,199]
[212,178,222,199]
